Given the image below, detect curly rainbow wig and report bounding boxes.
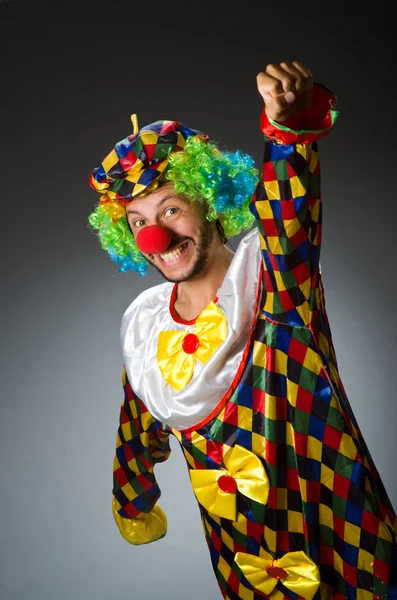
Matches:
[88,115,259,275]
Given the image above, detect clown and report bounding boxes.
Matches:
[89,62,397,599]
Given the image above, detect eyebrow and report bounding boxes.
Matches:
[126,195,180,216]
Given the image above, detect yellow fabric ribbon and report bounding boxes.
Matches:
[112,497,167,545]
[235,550,320,600]
[157,301,227,391]
[190,445,270,520]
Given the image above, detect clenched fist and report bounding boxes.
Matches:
[256,61,313,122]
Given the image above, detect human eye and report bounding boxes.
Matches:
[133,218,146,228]
[164,207,180,218]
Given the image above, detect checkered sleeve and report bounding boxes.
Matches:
[250,84,339,327]
[111,368,171,545]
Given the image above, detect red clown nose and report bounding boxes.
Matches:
[135,225,172,254]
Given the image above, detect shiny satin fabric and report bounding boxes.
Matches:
[112,497,167,545]
[157,301,228,391]
[234,550,320,599]
[190,445,270,520]
[90,116,208,202]
[120,228,262,430]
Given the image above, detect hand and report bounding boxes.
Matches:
[256,61,313,122]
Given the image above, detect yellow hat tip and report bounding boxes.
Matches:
[130,114,139,135]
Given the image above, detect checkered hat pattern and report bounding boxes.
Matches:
[111,110,397,598]
[89,115,207,202]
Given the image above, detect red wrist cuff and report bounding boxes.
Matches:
[260,83,338,144]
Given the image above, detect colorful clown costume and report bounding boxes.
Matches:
[109,86,397,599]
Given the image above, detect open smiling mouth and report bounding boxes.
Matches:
[158,241,190,266]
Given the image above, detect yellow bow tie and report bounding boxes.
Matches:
[234,550,320,600]
[190,445,270,520]
[157,301,227,392]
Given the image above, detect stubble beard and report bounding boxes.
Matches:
[148,222,215,283]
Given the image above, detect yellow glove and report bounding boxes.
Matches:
[112,497,167,545]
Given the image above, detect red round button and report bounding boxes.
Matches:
[266,565,287,579]
[182,333,199,354]
[217,475,237,493]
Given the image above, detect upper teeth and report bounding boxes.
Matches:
[160,243,188,262]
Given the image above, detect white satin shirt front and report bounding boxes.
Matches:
[120,227,263,431]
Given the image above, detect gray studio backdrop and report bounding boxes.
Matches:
[1,2,396,600]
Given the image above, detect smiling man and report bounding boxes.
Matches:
[126,182,235,317]
[89,62,397,599]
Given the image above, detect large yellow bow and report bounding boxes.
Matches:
[190,445,270,520]
[157,301,227,391]
[235,550,320,600]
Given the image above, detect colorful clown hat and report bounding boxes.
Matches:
[89,114,208,203]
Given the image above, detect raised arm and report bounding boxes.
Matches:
[112,368,172,544]
[250,62,338,328]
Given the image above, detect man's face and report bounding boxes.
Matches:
[126,182,215,283]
